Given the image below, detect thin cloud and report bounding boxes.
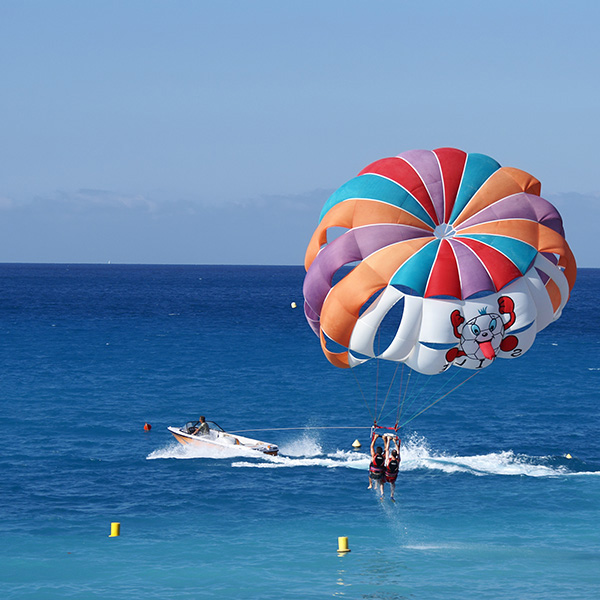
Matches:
[44,189,160,213]
[0,197,15,210]
[0,187,596,266]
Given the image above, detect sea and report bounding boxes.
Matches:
[0,263,598,600]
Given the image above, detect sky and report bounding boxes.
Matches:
[0,0,598,266]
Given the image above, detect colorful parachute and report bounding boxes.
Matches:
[303,148,576,376]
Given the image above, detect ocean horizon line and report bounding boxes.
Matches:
[0,261,306,268]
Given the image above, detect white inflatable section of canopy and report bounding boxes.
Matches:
[531,253,570,323]
[347,255,570,375]
[348,286,419,361]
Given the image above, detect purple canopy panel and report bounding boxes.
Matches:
[397,149,445,225]
[304,300,321,336]
[449,238,495,298]
[535,268,551,285]
[457,193,566,237]
[303,224,431,320]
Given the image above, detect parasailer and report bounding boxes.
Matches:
[303,147,576,437]
[384,436,401,502]
[368,434,386,497]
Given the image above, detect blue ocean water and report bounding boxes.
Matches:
[0,264,598,600]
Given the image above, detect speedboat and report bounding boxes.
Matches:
[167,420,279,456]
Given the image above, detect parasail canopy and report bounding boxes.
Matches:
[303,148,576,376]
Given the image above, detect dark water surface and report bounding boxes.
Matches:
[1,264,598,599]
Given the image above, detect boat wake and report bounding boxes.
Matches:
[148,432,600,477]
[396,434,600,477]
[146,442,265,460]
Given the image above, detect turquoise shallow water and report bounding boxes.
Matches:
[0,264,599,599]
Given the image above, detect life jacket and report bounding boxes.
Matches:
[386,458,399,476]
[369,453,385,478]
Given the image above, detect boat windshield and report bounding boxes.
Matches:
[206,421,225,433]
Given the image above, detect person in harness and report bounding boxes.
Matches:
[368,433,386,498]
[384,435,401,501]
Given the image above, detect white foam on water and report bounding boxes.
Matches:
[397,433,565,477]
[278,432,323,457]
[403,543,473,551]
[231,430,370,469]
[149,432,598,477]
[146,441,266,460]
[410,450,562,477]
[231,446,369,470]
[398,434,600,477]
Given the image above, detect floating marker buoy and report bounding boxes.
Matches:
[109,522,120,537]
[566,453,572,459]
[144,423,152,431]
[337,536,351,553]
[352,439,362,449]
[291,302,297,309]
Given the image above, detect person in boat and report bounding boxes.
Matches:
[367,434,386,498]
[384,436,401,501]
[191,416,210,436]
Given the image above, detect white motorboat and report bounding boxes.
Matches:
[167,420,279,456]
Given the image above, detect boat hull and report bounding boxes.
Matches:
[167,426,278,456]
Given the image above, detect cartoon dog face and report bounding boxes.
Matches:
[460,312,504,361]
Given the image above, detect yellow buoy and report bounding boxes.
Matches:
[566,453,572,459]
[352,439,362,449]
[109,522,121,537]
[291,302,297,309]
[337,536,351,553]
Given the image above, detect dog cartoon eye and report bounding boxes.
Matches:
[490,318,497,331]
[471,324,481,336]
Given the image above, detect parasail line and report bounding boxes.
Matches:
[352,367,375,423]
[228,426,373,434]
[395,363,405,425]
[380,366,471,425]
[397,366,413,423]
[376,360,401,424]
[395,370,434,423]
[408,362,466,418]
[398,370,480,428]
[374,331,381,417]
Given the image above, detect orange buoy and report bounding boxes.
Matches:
[144,423,152,431]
